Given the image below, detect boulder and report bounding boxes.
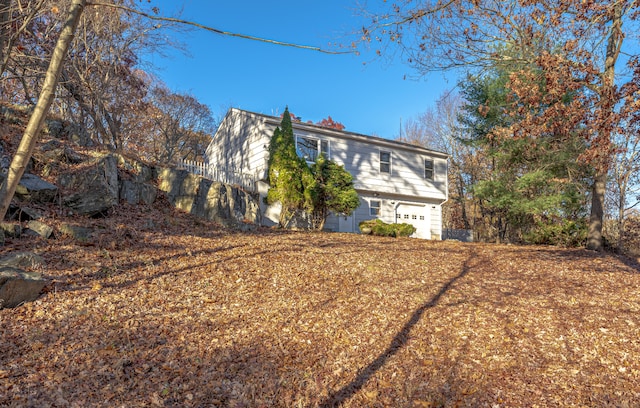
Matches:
[4,149,261,231]
[44,118,65,138]
[0,222,21,238]
[14,173,58,202]
[114,154,157,205]
[12,206,45,221]
[58,223,93,242]
[36,139,65,163]
[119,180,157,205]
[0,251,45,269]
[196,181,261,227]
[157,168,199,210]
[35,142,88,177]
[0,267,46,308]
[45,119,92,147]
[114,154,154,183]
[0,252,46,308]
[25,220,54,239]
[59,154,119,216]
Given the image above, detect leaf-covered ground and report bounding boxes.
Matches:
[1,204,640,407]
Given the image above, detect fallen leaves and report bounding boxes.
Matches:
[1,207,640,407]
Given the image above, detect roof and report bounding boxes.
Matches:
[228,108,449,159]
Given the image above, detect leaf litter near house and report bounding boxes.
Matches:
[1,204,640,407]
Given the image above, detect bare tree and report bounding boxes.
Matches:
[0,0,85,220]
[58,3,152,149]
[0,0,51,102]
[143,84,216,164]
[1,0,344,221]
[607,128,640,251]
[0,0,10,71]
[361,0,640,250]
[398,91,488,231]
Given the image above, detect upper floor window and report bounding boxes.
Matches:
[380,151,391,173]
[424,159,434,180]
[296,135,329,163]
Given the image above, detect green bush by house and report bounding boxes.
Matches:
[359,219,416,237]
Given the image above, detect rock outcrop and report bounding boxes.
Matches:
[58,155,120,216]
[157,167,261,228]
[0,252,46,309]
[4,151,261,231]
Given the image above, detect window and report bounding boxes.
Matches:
[380,151,391,173]
[424,159,434,180]
[296,135,329,163]
[321,140,329,157]
[370,200,381,216]
[412,215,417,220]
[404,214,409,219]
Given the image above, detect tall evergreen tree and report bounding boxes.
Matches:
[266,108,315,227]
[266,107,360,230]
[460,68,591,245]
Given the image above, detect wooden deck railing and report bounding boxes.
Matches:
[178,159,258,193]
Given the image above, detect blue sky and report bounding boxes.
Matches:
[144,1,456,139]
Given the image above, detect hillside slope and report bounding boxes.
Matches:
[1,203,639,407]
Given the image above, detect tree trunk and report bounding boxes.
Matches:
[587,171,607,251]
[586,2,623,251]
[457,181,470,230]
[0,0,10,75]
[0,0,86,221]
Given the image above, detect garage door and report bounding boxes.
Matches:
[396,204,429,239]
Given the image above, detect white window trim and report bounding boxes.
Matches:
[295,134,329,163]
[370,200,381,216]
[424,158,434,180]
[380,150,391,174]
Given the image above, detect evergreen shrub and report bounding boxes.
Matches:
[524,219,587,247]
[359,219,416,237]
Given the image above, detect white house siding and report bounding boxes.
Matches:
[205,109,449,239]
[299,133,447,201]
[206,109,271,179]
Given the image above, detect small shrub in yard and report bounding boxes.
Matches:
[359,219,416,237]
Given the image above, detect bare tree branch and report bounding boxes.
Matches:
[87,1,353,55]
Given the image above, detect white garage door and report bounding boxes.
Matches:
[396,204,429,239]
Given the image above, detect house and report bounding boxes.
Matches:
[205,108,449,239]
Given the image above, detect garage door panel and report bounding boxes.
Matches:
[396,204,429,239]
